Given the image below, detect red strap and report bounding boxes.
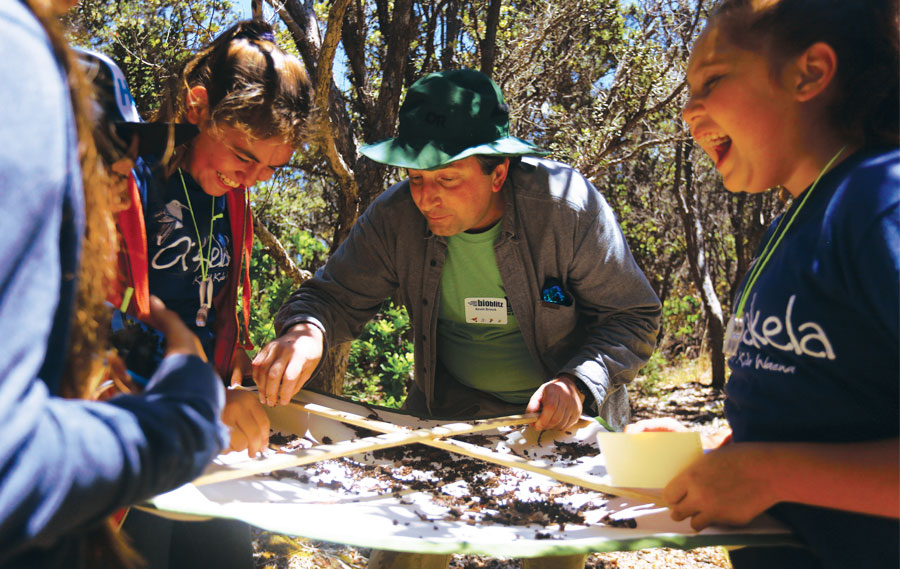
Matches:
[212,189,254,377]
[109,175,150,320]
[234,190,253,351]
[112,507,129,528]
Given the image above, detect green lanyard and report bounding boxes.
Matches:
[178,169,223,326]
[734,146,847,319]
[178,169,217,282]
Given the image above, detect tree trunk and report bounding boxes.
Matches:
[672,137,726,389]
[480,0,503,76]
[355,0,417,214]
[272,0,415,394]
[305,343,351,396]
[441,0,461,69]
[274,0,357,395]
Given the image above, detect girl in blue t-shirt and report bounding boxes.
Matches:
[631,1,899,568]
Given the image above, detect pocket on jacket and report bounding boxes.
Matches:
[535,300,578,349]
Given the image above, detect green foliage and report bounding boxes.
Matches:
[65,0,234,116]
[250,169,334,271]
[664,294,702,336]
[635,350,668,398]
[246,243,299,351]
[292,230,329,270]
[661,293,704,358]
[344,302,414,408]
[244,227,330,351]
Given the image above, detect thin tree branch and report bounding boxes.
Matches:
[254,222,312,285]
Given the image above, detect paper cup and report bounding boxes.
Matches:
[596,431,703,488]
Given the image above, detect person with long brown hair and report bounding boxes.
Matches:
[0,1,228,567]
[110,19,312,456]
[107,19,313,569]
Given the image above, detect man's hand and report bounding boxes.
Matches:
[526,374,585,431]
[222,388,271,457]
[662,442,775,531]
[251,323,324,406]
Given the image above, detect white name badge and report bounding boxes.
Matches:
[464,297,508,325]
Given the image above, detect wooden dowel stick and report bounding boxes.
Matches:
[295,399,536,436]
[424,436,664,505]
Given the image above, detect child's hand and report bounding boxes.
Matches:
[662,443,777,531]
[229,349,253,388]
[222,388,271,457]
[146,295,206,361]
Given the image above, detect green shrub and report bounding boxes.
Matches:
[344,301,413,408]
[635,350,667,397]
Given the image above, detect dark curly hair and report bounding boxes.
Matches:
[710,0,899,148]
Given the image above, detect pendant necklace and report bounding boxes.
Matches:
[178,169,221,327]
[724,145,847,357]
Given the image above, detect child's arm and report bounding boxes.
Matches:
[663,438,900,530]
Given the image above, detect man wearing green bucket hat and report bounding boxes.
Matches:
[358,69,547,170]
[253,69,661,567]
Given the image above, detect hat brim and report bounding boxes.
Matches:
[359,136,549,170]
[116,122,199,158]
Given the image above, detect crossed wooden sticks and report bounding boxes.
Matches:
[192,391,663,505]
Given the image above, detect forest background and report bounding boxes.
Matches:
[65,0,786,405]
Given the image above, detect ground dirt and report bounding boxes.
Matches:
[251,373,735,569]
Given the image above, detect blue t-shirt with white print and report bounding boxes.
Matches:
[117,156,230,382]
[725,147,899,569]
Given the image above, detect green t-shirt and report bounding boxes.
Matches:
[437,223,546,403]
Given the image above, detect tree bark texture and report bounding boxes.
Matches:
[270,0,359,394]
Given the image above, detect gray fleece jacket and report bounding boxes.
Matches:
[275,157,661,430]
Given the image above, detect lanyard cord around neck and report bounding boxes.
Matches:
[735,145,847,319]
[177,168,217,282]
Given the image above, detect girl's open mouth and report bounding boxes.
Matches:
[709,135,732,168]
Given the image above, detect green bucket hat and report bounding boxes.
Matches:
[359,69,548,170]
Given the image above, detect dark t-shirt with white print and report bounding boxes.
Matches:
[725,148,899,569]
[118,156,230,381]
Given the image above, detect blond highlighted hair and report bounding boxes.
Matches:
[156,19,313,149]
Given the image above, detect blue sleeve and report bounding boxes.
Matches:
[0,357,227,555]
[0,3,227,560]
[856,202,900,347]
[840,151,900,354]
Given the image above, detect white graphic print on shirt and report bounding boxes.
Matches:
[737,294,836,373]
[150,199,230,283]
